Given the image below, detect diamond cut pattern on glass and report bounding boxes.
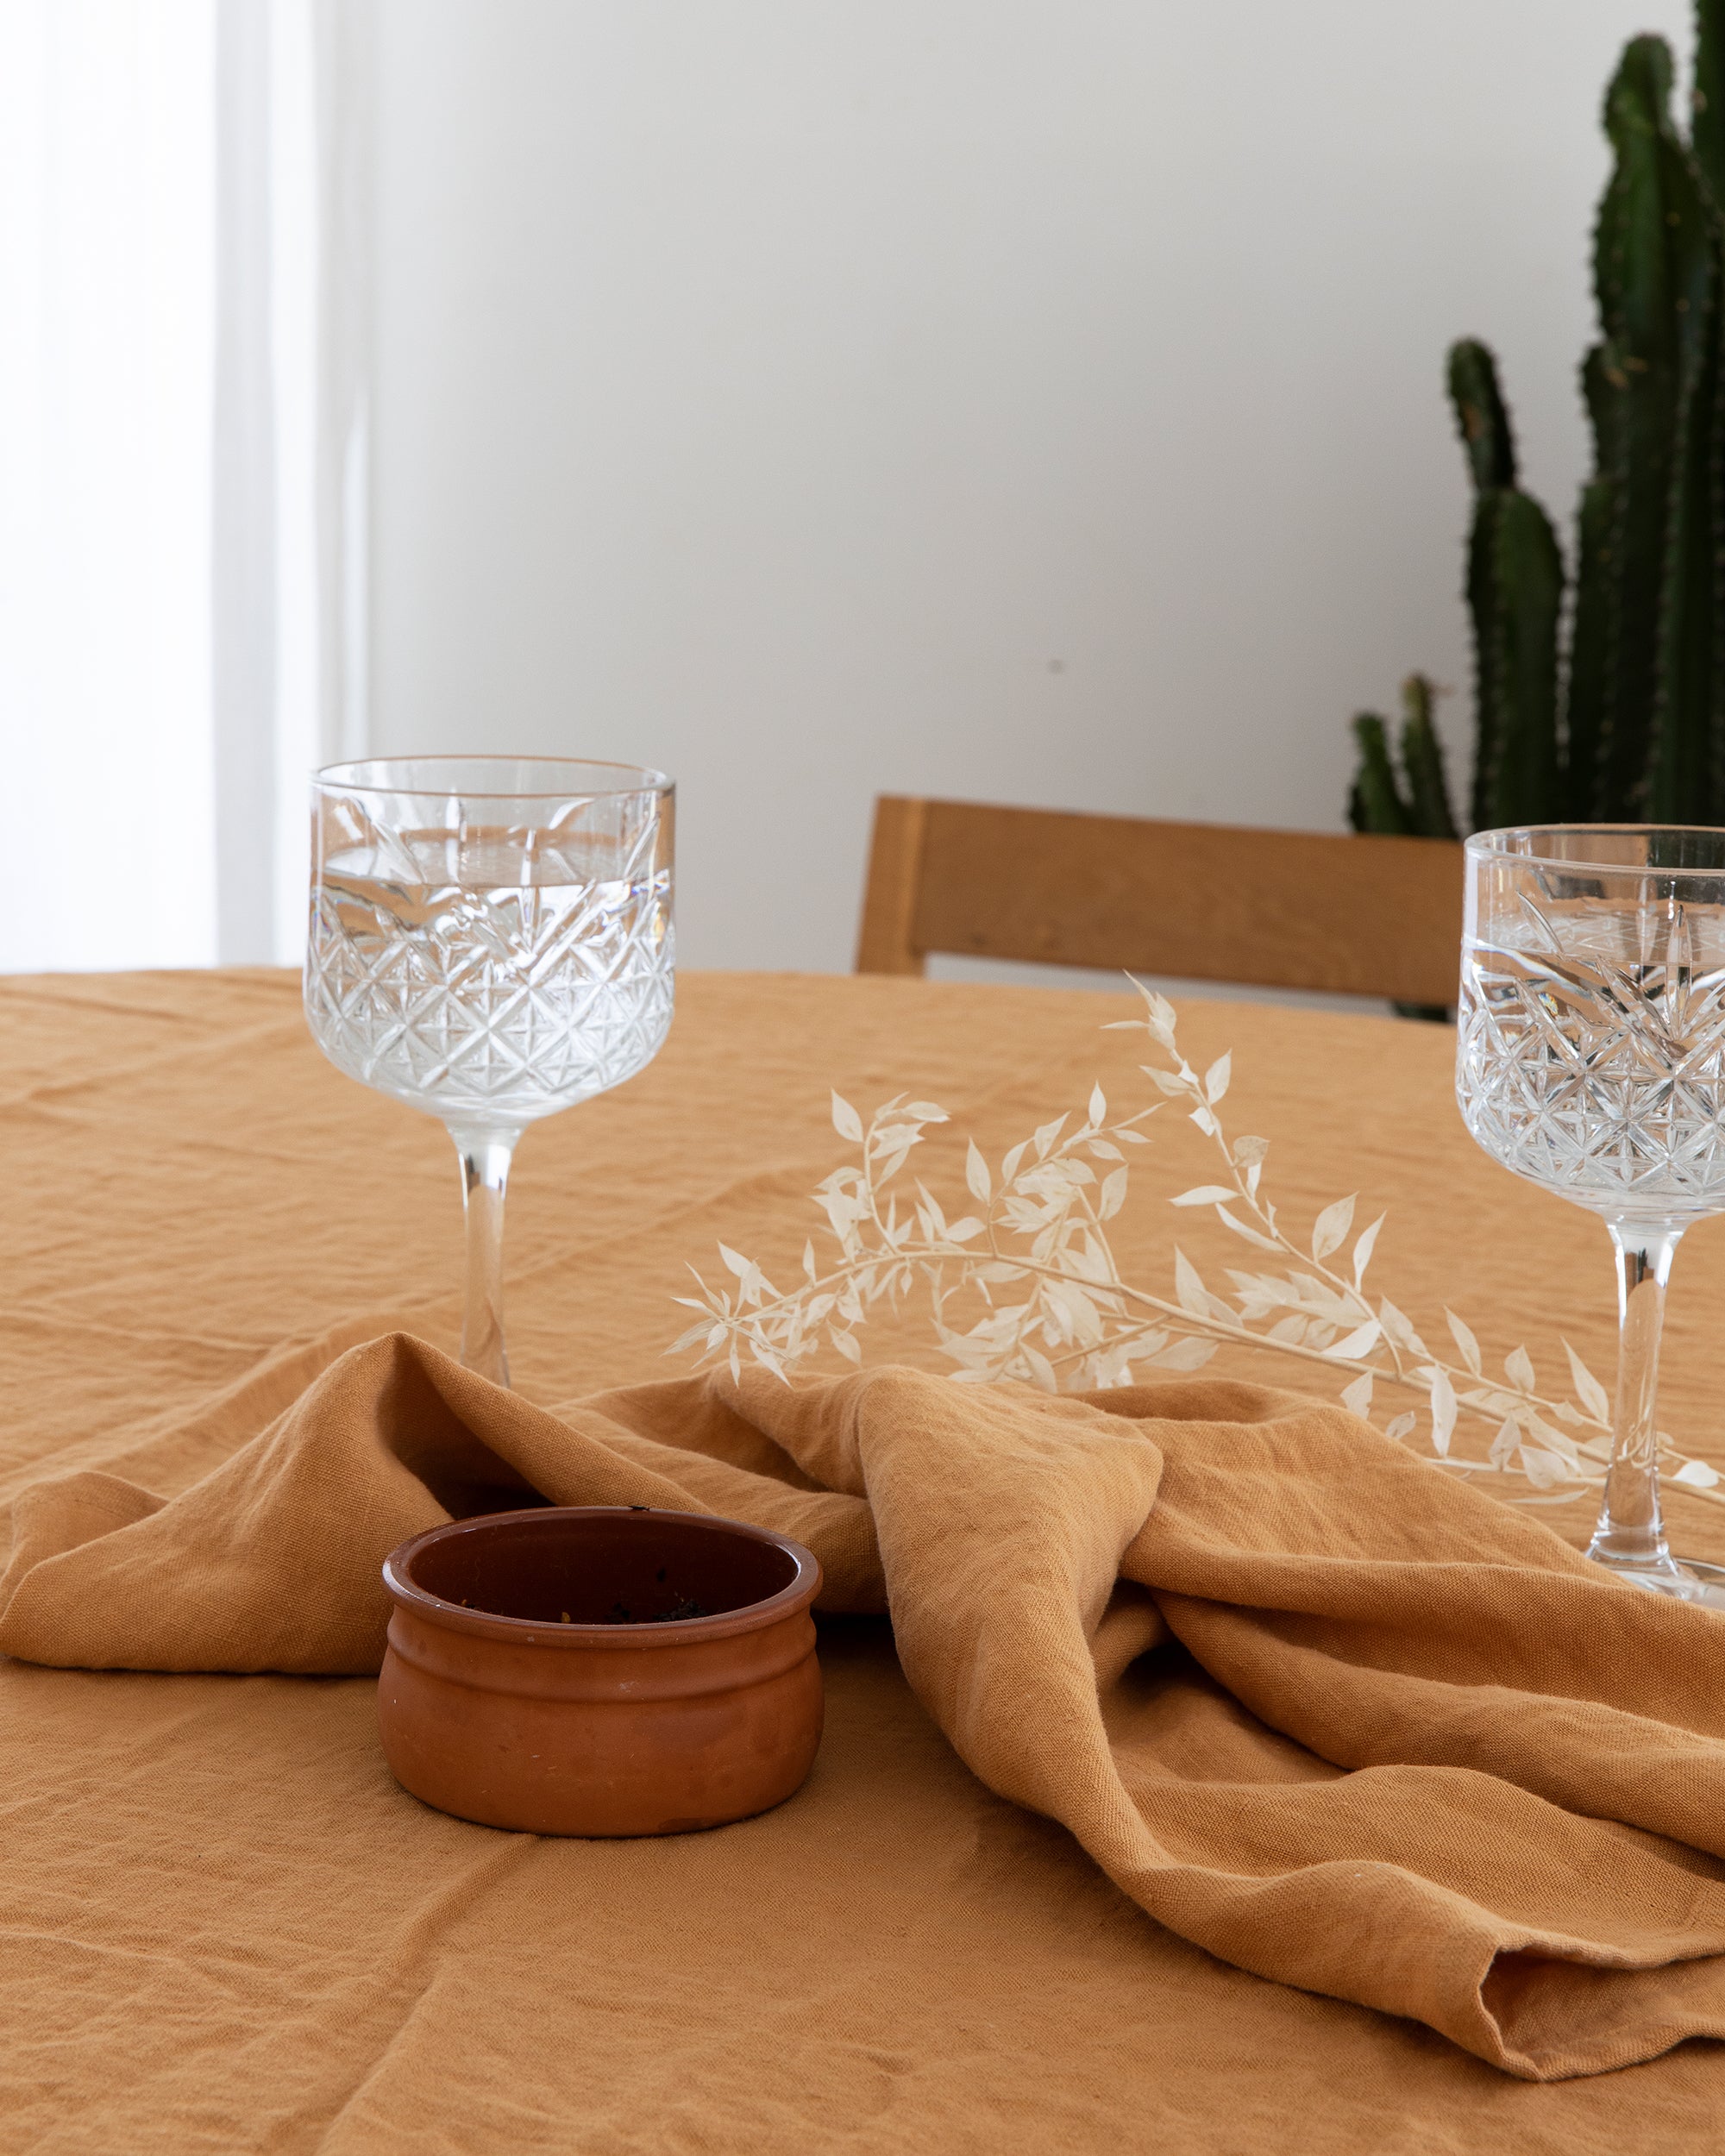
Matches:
[305,867,674,1125]
[1458,918,1725,1218]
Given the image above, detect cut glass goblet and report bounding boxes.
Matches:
[304,756,674,1388]
[1458,824,1725,1607]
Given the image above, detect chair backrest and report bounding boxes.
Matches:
[855,795,1465,1006]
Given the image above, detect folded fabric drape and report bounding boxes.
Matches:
[6,1331,1725,2082]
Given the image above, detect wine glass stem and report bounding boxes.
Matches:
[1586,1221,1683,1577]
[450,1125,519,1388]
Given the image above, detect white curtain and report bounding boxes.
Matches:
[0,0,371,973]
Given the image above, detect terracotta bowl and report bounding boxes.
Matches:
[378,1506,823,1837]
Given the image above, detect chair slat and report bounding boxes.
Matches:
[854,796,931,976]
[856,796,1465,1007]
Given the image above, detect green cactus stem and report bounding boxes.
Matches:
[1347,713,1412,835]
[1477,491,1565,826]
[1449,341,1515,826]
[1647,12,1725,824]
[1446,342,1565,829]
[1564,348,1615,818]
[1690,0,1725,209]
[1398,675,1461,839]
[1586,37,1684,818]
[1448,339,1516,493]
[1646,161,1720,822]
[1684,0,1725,816]
[1346,678,1459,839]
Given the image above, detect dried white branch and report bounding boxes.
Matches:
[668,982,1724,1509]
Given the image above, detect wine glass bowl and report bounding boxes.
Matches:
[304,756,674,1387]
[1458,824,1725,1604]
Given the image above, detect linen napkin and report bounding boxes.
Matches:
[6,1332,1725,2081]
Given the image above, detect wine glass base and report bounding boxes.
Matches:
[1589,1552,1725,1609]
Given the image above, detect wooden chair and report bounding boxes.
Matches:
[854,796,1465,1007]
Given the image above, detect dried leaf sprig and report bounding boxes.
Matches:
[670,983,1723,1505]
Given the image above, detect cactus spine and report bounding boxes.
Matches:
[1349,5,1725,836]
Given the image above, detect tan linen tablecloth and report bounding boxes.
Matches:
[5,969,1725,2151]
[16,1339,1725,2084]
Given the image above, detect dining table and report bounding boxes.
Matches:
[3,962,1724,2155]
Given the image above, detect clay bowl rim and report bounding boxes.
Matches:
[382,1505,822,1651]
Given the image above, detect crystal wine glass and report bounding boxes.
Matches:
[1458,824,1725,1606]
[304,757,674,1388]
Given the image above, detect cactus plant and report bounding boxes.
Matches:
[1349,7,1725,837]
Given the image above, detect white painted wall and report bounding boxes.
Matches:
[369,0,1692,974]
